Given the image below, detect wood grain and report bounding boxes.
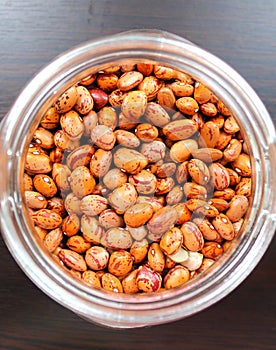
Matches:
[0,1,276,349]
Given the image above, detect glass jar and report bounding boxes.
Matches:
[0,29,276,328]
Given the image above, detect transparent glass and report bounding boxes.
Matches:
[0,29,276,328]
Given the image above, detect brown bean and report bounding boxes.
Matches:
[82,270,101,288]
[32,209,62,230]
[70,166,96,198]
[60,110,84,140]
[114,129,141,148]
[74,86,94,114]
[200,102,218,117]
[66,144,95,170]
[25,191,48,210]
[226,195,249,222]
[157,87,176,109]
[147,206,178,236]
[136,264,162,293]
[162,119,198,141]
[199,121,220,148]
[44,228,63,253]
[137,63,153,76]
[90,149,112,178]
[193,218,222,242]
[201,241,224,259]
[33,127,55,149]
[101,273,123,293]
[170,82,194,97]
[98,106,117,130]
[235,177,251,197]
[40,107,60,130]
[97,73,118,92]
[54,86,78,113]
[166,185,183,205]
[164,265,190,289]
[130,239,149,264]
[122,270,139,294]
[176,97,199,115]
[145,102,170,127]
[62,214,80,237]
[108,250,133,276]
[80,194,108,216]
[212,214,235,241]
[88,88,108,111]
[121,90,147,120]
[138,76,163,100]
[232,153,251,176]
[124,203,154,228]
[85,246,109,270]
[170,139,198,163]
[187,158,210,185]
[135,123,159,142]
[194,82,212,104]
[117,71,143,91]
[108,183,138,214]
[67,235,91,254]
[90,125,116,151]
[113,148,148,174]
[99,209,124,229]
[58,249,87,272]
[81,215,104,244]
[209,163,230,190]
[181,221,204,252]
[25,152,52,174]
[160,227,183,256]
[148,243,165,272]
[223,139,242,162]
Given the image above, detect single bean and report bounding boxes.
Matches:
[98,106,118,130]
[181,221,204,252]
[74,86,94,115]
[124,203,154,228]
[113,148,148,174]
[162,119,198,141]
[81,215,104,244]
[90,125,116,151]
[108,250,133,277]
[101,273,123,293]
[164,265,190,289]
[58,249,87,272]
[70,166,96,198]
[148,243,165,273]
[160,227,183,256]
[138,76,163,101]
[54,86,78,113]
[85,246,109,270]
[136,264,162,293]
[32,209,62,230]
[130,239,149,264]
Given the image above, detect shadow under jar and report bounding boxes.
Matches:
[0,30,276,328]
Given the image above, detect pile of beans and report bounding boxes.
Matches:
[23,63,251,294]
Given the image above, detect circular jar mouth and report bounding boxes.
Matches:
[1,29,276,328]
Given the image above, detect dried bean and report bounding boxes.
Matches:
[23,60,252,295]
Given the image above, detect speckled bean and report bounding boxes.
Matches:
[144,102,170,127]
[164,265,190,289]
[85,246,109,270]
[136,264,162,293]
[113,148,148,174]
[32,209,63,230]
[108,250,133,277]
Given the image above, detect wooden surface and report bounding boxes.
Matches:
[0,1,276,349]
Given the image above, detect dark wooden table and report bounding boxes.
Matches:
[1,1,276,349]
